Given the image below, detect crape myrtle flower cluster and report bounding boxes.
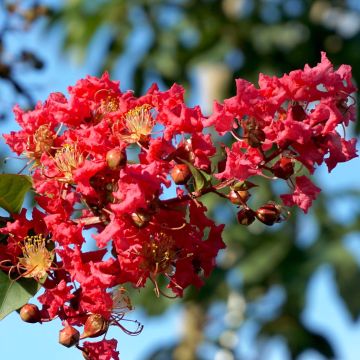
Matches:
[0,52,357,359]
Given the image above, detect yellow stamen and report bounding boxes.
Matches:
[115,105,154,144]
[18,235,53,281]
[26,124,54,163]
[142,233,175,275]
[53,144,84,183]
[94,96,120,123]
[101,97,119,113]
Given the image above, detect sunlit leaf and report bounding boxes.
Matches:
[0,271,40,320]
[0,174,32,214]
[181,159,212,192]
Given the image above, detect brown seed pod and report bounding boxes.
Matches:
[229,189,250,204]
[237,208,256,226]
[20,304,41,323]
[106,148,127,169]
[80,314,109,339]
[247,128,266,148]
[271,157,294,180]
[59,325,80,348]
[256,203,282,225]
[170,164,191,185]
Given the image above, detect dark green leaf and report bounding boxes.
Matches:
[261,316,335,358]
[0,174,32,213]
[239,235,291,285]
[0,271,40,320]
[231,181,257,191]
[181,159,211,192]
[309,332,336,359]
[332,246,360,320]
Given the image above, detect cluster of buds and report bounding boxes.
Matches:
[228,181,288,226]
[0,53,357,359]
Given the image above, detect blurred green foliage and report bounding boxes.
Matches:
[46,1,360,359]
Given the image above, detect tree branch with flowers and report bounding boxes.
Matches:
[0,53,357,360]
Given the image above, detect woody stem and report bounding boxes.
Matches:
[160,178,235,207]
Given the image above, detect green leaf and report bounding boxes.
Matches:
[239,235,291,285]
[181,159,212,192]
[261,316,335,358]
[0,271,40,320]
[231,181,257,191]
[0,174,32,213]
[332,245,360,320]
[311,238,360,321]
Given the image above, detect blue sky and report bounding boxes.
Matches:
[1,8,360,360]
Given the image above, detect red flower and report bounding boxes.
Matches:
[0,208,48,262]
[216,141,264,181]
[110,162,169,216]
[3,102,59,160]
[190,133,216,170]
[325,133,358,172]
[38,280,74,318]
[82,339,119,360]
[280,52,356,101]
[204,100,234,135]
[146,137,175,162]
[45,215,84,246]
[280,176,321,213]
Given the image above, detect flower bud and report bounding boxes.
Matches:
[106,148,126,169]
[247,128,265,148]
[237,208,255,225]
[170,164,191,185]
[80,314,109,339]
[172,145,195,163]
[59,325,80,348]
[271,157,294,180]
[290,104,307,121]
[131,210,151,228]
[256,203,281,225]
[20,304,41,323]
[229,190,250,205]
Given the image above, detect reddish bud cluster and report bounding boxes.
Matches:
[0,53,357,359]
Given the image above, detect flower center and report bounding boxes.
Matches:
[18,234,53,281]
[53,144,84,183]
[115,105,154,144]
[94,96,119,123]
[101,97,119,113]
[26,124,55,163]
[142,233,175,275]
